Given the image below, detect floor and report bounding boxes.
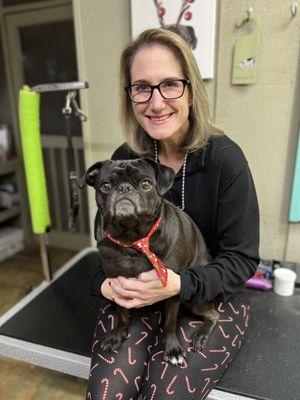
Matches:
[0,246,87,399]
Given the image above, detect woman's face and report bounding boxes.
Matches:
[130,44,192,145]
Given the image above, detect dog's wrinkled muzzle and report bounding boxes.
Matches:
[114,198,136,218]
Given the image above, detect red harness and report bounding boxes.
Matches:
[103,217,168,287]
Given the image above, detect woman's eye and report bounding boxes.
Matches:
[163,80,179,87]
[100,182,111,193]
[141,180,152,191]
[134,84,150,93]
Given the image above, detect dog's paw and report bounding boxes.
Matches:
[163,345,186,366]
[100,329,127,352]
[191,331,209,351]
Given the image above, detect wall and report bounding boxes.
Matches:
[73,0,131,234]
[73,0,300,262]
[215,0,300,261]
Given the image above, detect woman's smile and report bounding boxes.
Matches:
[146,112,174,124]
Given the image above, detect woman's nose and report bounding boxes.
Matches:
[148,87,165,110]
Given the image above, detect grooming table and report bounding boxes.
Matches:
[0,248,299,400]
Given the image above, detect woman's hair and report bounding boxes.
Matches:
[120,28,223,155]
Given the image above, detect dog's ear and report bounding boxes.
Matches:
[79,161,105,189]
[143,157,175,196]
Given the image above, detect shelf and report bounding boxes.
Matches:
[0,207,21,223]
[0,159,19,177]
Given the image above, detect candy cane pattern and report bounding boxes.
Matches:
[134,376,141,392]
[201,377,211,393]
[235,323,245,335]
[228,301,240,315]
[145,361,150,381]
[161,361,169,379]
[166,375,178,395]
[89,362,99,375]
[150,383,157,400]
[98,320,107,332]
[241,304,247,317]
[101,304,111,314]
[231,334,239,347]
[151,350,164,361]
[245,314,249,327]
[98,353,115,364]
[180,326,192,342]
[87,298,250,399]
[219,316,233,323]
[101,378,109,400]
[185,376,196,393]
[108,314,115,330]
[187,347,208,359]
[128,347,136,365]
[188,320,204,328]
[91,339,99,352]
[113,368,129,384]
[201,363,219,372]
[209,346,226,353]
[218,325,230,339]
[201,388,211,400]
[141,316,153,331]
[221,351,231,366]
[154,310,162,324]
[135,331,148,345]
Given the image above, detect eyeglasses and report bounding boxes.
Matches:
[125,79,190,103]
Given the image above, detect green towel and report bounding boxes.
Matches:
[19,86,51,234]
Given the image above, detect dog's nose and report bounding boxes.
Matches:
[118,182,134,193]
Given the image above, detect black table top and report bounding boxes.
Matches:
[1,250,299,400]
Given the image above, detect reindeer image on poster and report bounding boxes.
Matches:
[153,0,198,50]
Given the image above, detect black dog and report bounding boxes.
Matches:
[82,158,219,366]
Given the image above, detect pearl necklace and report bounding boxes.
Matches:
[154,140,188,211]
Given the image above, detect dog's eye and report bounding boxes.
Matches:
[141,180,152,191]
[100,182,111,193]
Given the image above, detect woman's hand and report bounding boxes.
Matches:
[105,269,181,309]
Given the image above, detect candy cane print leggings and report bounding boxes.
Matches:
[86,297,250,400]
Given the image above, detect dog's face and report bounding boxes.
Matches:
[82,158,175,226]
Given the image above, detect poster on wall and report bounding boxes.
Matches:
[130,0,217,79]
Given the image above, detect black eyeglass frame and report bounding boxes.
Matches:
[124,79,190,103]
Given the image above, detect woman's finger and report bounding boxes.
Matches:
[110,280,142,299]
[114,295,142,309]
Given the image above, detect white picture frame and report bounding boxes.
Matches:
[130,0,217,79]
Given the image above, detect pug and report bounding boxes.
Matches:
[82,157,219,366]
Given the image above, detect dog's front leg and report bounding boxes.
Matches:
[163,297,186,366]
[100,306,130,352]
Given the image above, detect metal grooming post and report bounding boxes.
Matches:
[30,82,89,281]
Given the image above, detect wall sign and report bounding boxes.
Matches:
[130,0,217,80]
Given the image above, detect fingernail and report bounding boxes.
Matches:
[112,297,115,302]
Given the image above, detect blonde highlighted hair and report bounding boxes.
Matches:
[119,28,223,155]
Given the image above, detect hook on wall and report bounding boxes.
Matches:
[291,2,298,18]
[236,6,254,28]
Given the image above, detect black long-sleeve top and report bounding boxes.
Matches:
[91,134,260,304]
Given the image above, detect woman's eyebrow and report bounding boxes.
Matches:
[131,76,182,84]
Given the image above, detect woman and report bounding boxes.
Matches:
[86,28,259,399]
